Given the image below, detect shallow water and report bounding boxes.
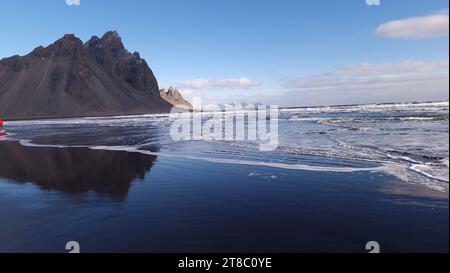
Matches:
[3,101,449,191]
[0,144,448,252]
[0,101,448,252]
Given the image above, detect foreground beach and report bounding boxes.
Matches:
[0,141,448,253]
[0,101,448,252]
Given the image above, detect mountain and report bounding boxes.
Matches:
[0,31,188,120]
[160,86,193,111]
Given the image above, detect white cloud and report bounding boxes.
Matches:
[283,60,448,90]
[173,89,228,106]
[172,61,449,107]
[176,77,260,90]
[248,60,450,107]
[375,10,449,39]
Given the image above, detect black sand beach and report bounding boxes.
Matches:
[0,141,447,253]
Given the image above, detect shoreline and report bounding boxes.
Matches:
[0,139,449,199]
[2,99,448,122]
[0,140,447,252]
[1,110,170,122]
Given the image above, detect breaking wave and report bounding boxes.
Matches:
[4,101,449,192]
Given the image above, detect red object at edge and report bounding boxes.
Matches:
[0,119,3,127]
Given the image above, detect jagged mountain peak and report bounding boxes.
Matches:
[0,31,193,120]
[54,34,84,47]
[160,86,193,111]
[40,33,85,57]
[102,30,121,40]
[85,31,130,66]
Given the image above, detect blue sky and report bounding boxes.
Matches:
[0,0,448,106]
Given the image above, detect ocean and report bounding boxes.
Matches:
[0,101,448,252]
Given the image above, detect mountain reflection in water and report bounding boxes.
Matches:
[0,141,156,199]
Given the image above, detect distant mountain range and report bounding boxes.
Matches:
[0,31,191,120]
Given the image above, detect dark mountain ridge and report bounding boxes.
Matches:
[0,31,184,120]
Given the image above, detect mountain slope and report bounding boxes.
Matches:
[0,31,177,120]
[160,86,193,110]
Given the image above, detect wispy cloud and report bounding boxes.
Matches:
[176,77,260,90]
[250,60,450,107]
[375,10,449,39]
[283,60,448,91]
[177,61,449,107]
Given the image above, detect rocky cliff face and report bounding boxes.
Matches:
[0,31,185,120]
[160,86,193,111]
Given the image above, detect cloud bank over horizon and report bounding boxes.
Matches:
[166,7,449,108]
[174,60,449,107]
[256,60,449,107]
[176,77,260,90]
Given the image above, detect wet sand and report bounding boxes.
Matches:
[0,141,447,253]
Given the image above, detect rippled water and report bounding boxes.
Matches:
[2,101,449,192]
